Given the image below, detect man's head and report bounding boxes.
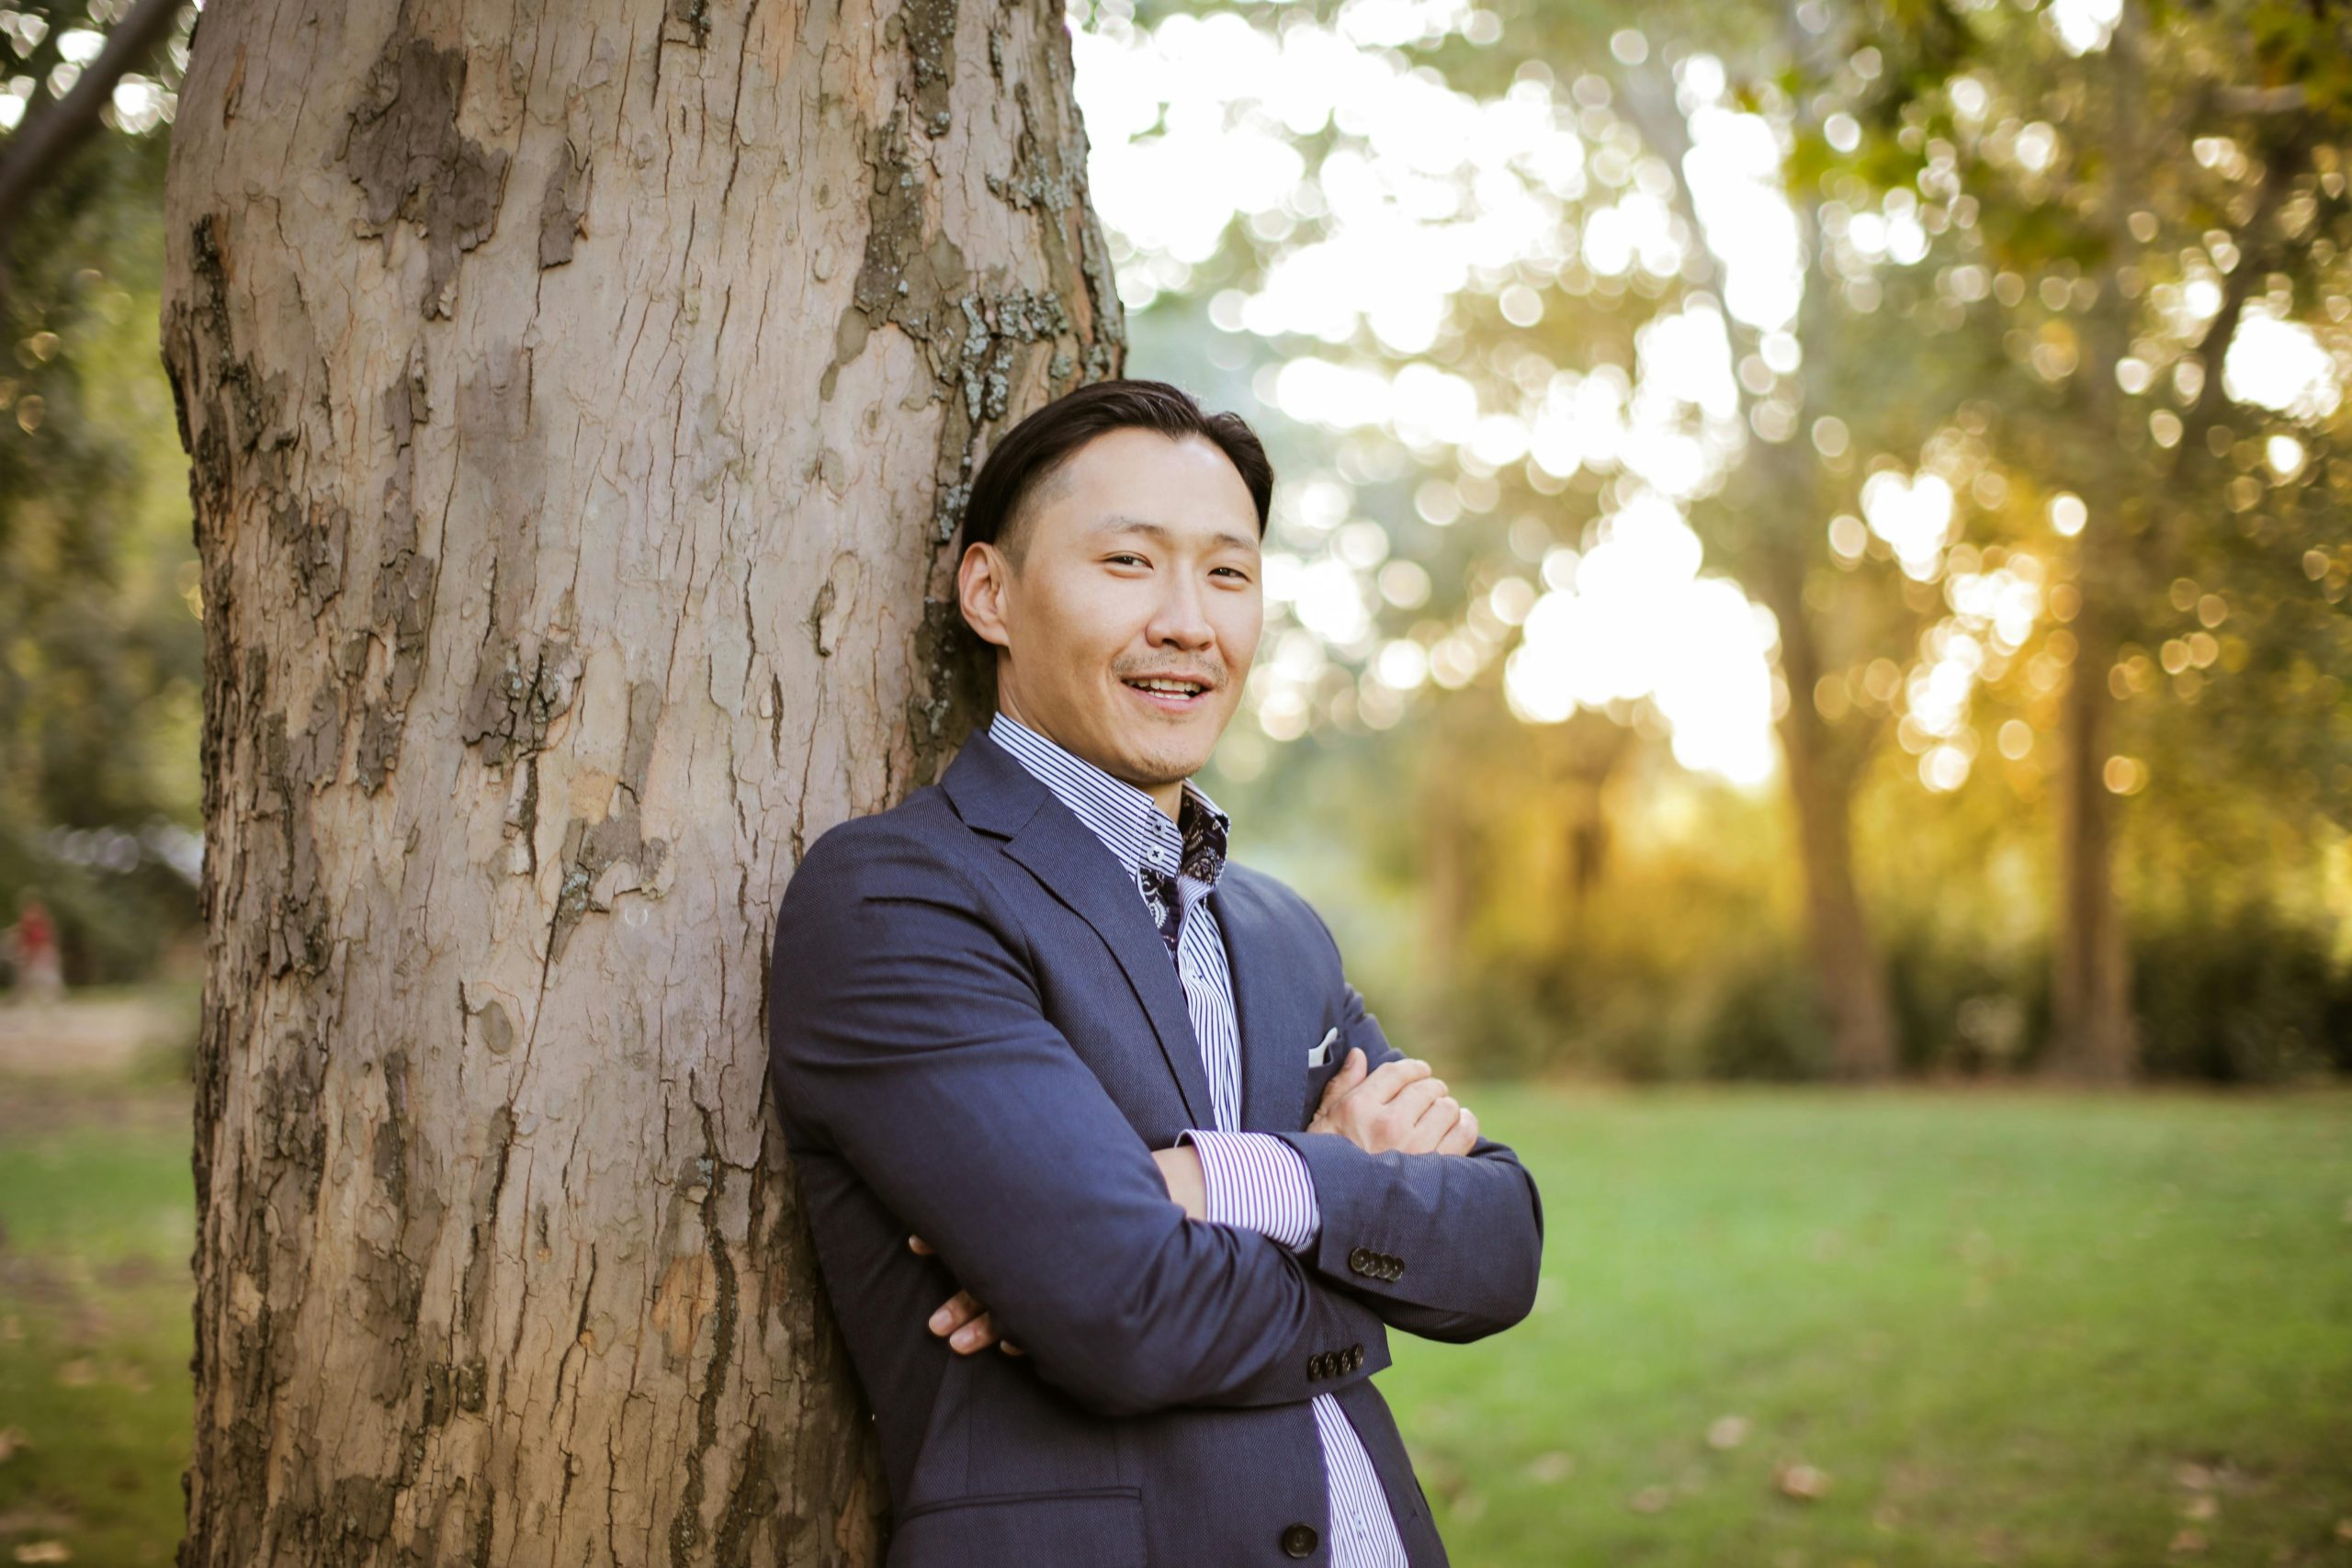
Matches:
[956,379,1272,811]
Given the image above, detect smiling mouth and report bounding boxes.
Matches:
[1122,676,1213,710]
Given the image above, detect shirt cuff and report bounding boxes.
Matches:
[1178,1129,1321,1251]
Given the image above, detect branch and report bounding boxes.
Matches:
[0,0,186,255]
[2213,85,2308,117]
[2169,133,2315,475]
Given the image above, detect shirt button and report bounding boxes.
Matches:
[1281,1522,1319,1558]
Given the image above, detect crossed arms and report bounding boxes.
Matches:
[765,819,1545,1420]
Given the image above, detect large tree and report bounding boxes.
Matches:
[157,0,1122,1561]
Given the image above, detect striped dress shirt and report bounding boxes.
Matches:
[987,710,1409,1568]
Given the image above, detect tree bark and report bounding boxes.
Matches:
[158,0,1122,1562]
[2045,0,2143,1080]
[1754,532,1899,1081]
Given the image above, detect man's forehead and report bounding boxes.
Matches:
[1085,513,1259,555]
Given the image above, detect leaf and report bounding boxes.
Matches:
[1774,1460,1832,1501]
[1524,1450,1576,1483]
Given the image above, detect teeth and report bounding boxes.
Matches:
[1131,679,1203,695]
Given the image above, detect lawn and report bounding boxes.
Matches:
[1384,1085,2352,1567]
[2,1058,2347,1566]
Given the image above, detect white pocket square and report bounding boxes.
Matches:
[1306,1026,1339,1068]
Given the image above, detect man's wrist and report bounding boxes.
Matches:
[1180,1129,1320,1249]
[1151,1143,1206,1220]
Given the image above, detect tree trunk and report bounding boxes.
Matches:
[2049,589,2135,1081]
[1755,540,1899,1082]
[158,0,1122,1561]
[1617,58,1898,1081]
[2045,0,2142,1081]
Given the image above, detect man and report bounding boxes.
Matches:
[766,378,1544,1566]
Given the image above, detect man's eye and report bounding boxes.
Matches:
[1214,567,1251,581]
[1107,554,1147,567]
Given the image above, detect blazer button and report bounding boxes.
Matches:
[1348,1247,1373,1275]
[1384,1254,1404,1280]
[1281,1522,1319,1558]
[1306,1352,1325,1380]
[1346,1342,1363,1371]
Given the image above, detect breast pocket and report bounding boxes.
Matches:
[1300,1021,1347,1127]
[888,1486,1146,1568]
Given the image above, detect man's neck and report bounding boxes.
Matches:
[994,704,1186,822]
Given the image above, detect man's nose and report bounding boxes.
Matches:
[1147,573,1216,647]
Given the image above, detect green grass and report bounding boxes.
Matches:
[0,1080,193,1566]
[1385,1085,2352,1567]
[1,1077,2347,1566]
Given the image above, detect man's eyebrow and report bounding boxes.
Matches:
[1090,514,1260,554]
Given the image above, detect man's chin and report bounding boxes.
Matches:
[1116,734,1219,786]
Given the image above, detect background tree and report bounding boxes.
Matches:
[0,0,201,982]
[157,0,1119,1561]
[1066,0,2349,1081]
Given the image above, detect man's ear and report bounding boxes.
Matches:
[957,542,1013,651]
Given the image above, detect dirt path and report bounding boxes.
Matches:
[0,994,190,1077]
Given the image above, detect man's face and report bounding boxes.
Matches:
[959,427,1264,800]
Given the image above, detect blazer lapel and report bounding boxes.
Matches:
[943,732,1215,1129]
[1208,874,1300,1134]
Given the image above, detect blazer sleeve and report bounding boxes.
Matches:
[1268,911,1547,1343]
[767,818,1394,1420]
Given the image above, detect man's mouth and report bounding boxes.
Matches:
[1122,675,1213,711]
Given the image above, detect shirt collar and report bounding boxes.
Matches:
[986,709,1231,887]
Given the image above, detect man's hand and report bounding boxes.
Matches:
[1307,1048,1479,1156]
[910,1235,1025,1356]
[910,1146,1205,1356]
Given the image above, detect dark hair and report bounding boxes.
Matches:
[956,378,1274,570]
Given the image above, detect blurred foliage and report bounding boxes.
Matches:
[1139,0,2352,1081]
[0,3,198,984]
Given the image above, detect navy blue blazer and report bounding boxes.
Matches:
[765,727,1545,1567]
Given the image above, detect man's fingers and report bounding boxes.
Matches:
[1316,1046,1369,1111]
[999,1338,1027,1357]
[950,1310,1001,1354]
[1381,1073,1450,1135]
[1356,1056,1433,1106]
[907,1235,935,1257]
[1436,1106,1480,1156]
[927,1289,981,1338]
[1407,1093,1463,1154]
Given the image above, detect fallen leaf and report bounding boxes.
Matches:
[2335,1518,2352,1542]
[1774,1460,1832,1501]
[0,1427,26,1463]
[1524,1451,1575,1483]
[2173,1461,2214,1492]
[1707,1415,1750,1450]
[2180,1495,2218,1521]
[13,1544,71,1565]
[53,1359,96,1389]
[1626,1484,1670,1514]
[2167,1528,2206,1554]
